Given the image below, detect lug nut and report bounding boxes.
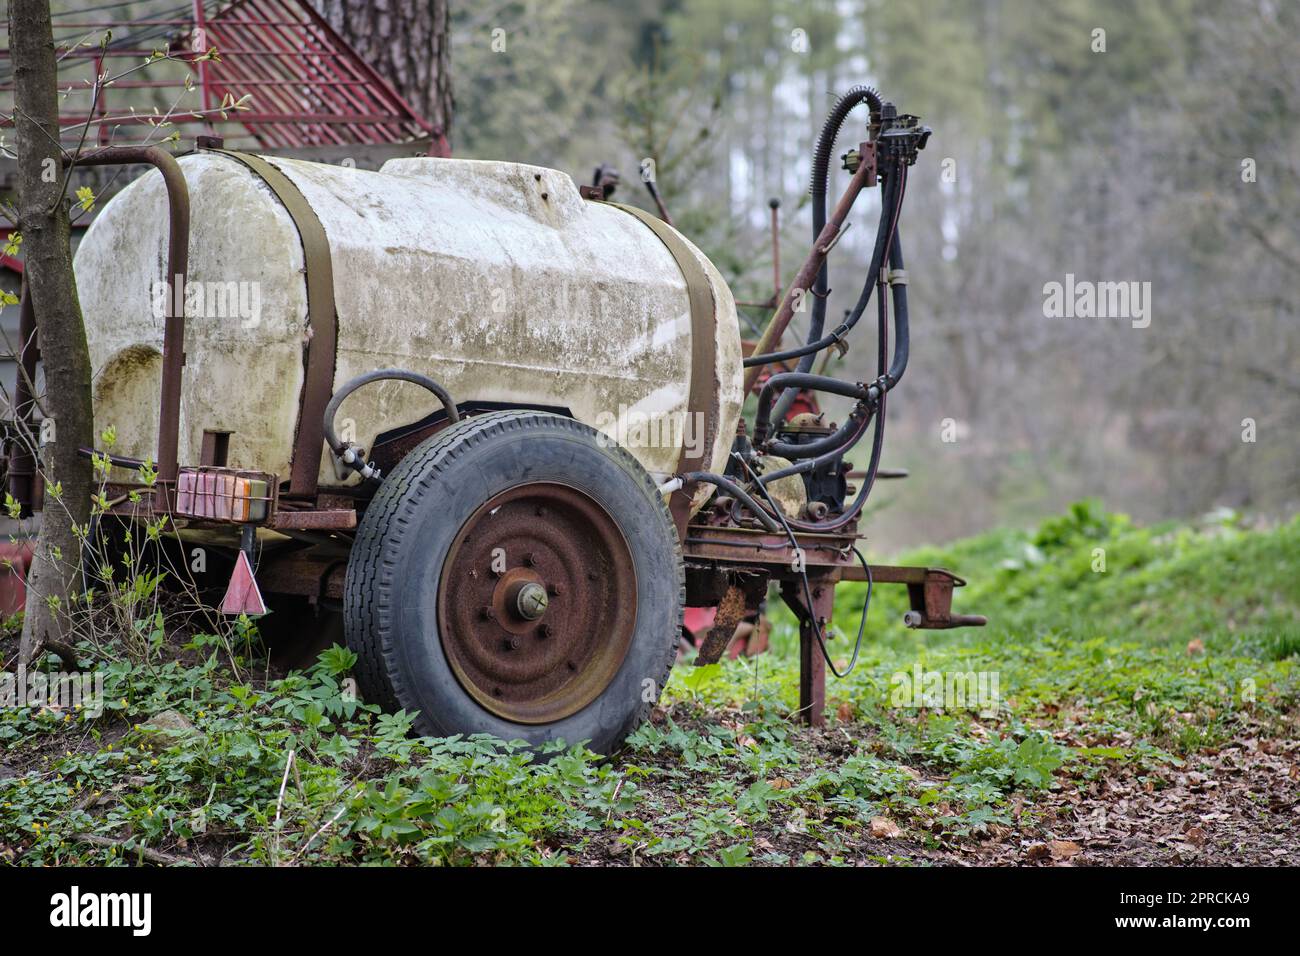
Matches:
[547,583,563,596]
[480,605,496,621]
[539,624,553,639]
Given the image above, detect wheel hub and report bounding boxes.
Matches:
[437,482,638,724]
[513,582,549,620]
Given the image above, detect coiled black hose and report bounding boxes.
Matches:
[752,372,872,443]
[806,86,883,354]
[764,403,874,460]
[324,368,459,480]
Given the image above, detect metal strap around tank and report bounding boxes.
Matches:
[205,148,337,497]
[604,201,718,535]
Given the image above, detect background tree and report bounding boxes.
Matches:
[313,0,455,150]
[7,0,94,667]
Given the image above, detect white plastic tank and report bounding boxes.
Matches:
[73,152,744,501]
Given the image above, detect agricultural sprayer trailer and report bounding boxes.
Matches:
[8,87,984,753]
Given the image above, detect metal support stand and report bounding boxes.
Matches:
[781,577,836,726]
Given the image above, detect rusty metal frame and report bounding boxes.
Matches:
[62,147,190,501]
[0,0,434,151]
[683,523,984,725]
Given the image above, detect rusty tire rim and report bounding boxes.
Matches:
[437,481,638,724]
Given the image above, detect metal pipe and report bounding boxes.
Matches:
[644,178,673,226]
[66,147,190,491]
[741,153,873,396]
[769,197,781,304]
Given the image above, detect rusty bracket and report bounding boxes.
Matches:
[268,509,356,531]
[904,571,987,630]
[836,562,986,629]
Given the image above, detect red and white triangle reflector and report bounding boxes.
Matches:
[221,550,268,617]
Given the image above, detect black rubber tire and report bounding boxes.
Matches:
[344,409,684,754]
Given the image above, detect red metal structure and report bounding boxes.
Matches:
[0,0,435,152]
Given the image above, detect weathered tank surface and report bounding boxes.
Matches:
[73,152,744,498]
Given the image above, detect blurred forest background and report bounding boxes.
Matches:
[448,0,1298,548]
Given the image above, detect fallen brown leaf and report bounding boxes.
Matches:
[1050,839,1082,860]
[870,816,901,839]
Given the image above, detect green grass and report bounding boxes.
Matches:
[2,502,1297,865]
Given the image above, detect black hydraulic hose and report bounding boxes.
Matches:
[758,370,885,534]
[880,232,909,389]
[754,408,874,485]
[734,452,875,680]
[753,372,871,443]
[756,167,912,474]
[677,471,783,533]
[804,86,883,360]
[764,402,873,460]
[78,446,148,470]
[324,368,460,479]
[753,211,903,533]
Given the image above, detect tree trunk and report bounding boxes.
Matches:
[9,0,95,667]
[313,0,454,151]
